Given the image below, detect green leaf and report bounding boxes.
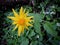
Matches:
[56,7,60,12]
[30,13,43,41]
[43,22,57,37]
[29,13,44,22]
[38,42,43,45]
[40,11,45,21]
[30,41,38,45]
[21,38,29,45]
[28,30,35,37]
[34,21,43,41]
[46,15,51,20]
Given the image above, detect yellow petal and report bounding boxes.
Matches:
[24,8,26,13]
[8,16,18,21]
[18,26,22,36]
[25,26,29,30]
[28,16,33,19]
[12,8,19,17]
[8,16,15,20]
[26,19,34,23]
[12,21,17,25]
[26,23,33,27]
[21,26,25,33]
[29,20,34,22]
[19,7,23,16]
[25,12,29,17]
[12,24,18,31]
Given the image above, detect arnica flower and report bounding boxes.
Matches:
[8,7,33,36]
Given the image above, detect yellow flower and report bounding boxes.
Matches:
[8,7,33,36]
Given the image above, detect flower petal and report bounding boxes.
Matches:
[25,26,29,30]
[19,7,23,16]
[21,26,25,33]
[12,21,17,25]
[8,16,19,21]
[12,8,19,17]
[25,12,29,17]
[28,16,33,19]
[19,7,26,18]
[26,23,33,27]
[18,26,22,36]
[12,24,18,31]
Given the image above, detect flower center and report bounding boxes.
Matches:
[18,19,25,25]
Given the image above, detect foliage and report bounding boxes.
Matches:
[1,0,60,45]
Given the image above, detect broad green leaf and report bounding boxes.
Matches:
[21,38,29,45]
[56,7,60,12]
[40,11,45,21]
[29,13,44,22]
[30,41,38,45]
[29,13,43,41]
[28,30,35,37]
[43,22,57,36]
[51,20,57,30]
[35,14,43,40]
[46,15,51,20]
[38,42,43,45]
[34,22,43,41]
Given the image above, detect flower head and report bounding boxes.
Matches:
[8,7,33,36]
